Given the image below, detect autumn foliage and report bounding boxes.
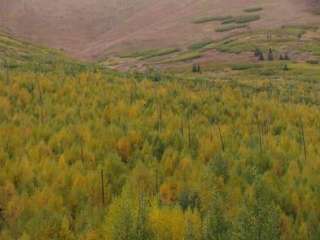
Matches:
[0,61,319,240]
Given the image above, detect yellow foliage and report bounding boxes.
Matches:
[117,137,132,162]
[162,148,179,176]
[6,195,25,224]
[160,180,180,205]
[59,216,75,240]
[149,206,185,240]
[0,96,11,116]
[198,136,219,163]
[81,230,100,240]
[130,162,155,196]
[18,233,31,240]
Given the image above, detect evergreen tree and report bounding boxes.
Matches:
[258,52,264,61]
[192,64,198,73]
[268,48,274,61]
[204,191,230,240]
[197,64,201,73]
[233,179,281,240]
[284,53,290,60]
[105,189,141,240]
[279,54,284,61]
[254,48,262,57]
[153,71,161,82]
[192,64,201,73]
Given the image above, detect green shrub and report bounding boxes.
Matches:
[222,19,236,25]
[233,15,260,24]
[189,40,214,50]
[231,63,260,70]
[216,24,248,32]
[192,63,201,73]
[306,60,319,64]
[120,48,180,59]
[165,51,202,63]
[193,16,232,24]
[244,7,263,13]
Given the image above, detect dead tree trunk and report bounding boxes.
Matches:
[158,103,162,134]
[101,170,105,207]
[217,125,225,152]
[258,122,263,153]
[180,118,184,136]
[187,118,191,148]
[4,59,9,85]
[300,119,307,162]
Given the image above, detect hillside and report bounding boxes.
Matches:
[0,0,319,60]
[0,34,320,239]
[0,33,71,65]
[103,24,320,71]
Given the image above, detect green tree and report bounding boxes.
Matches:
[233,179,281,240]
[204,191,230,240]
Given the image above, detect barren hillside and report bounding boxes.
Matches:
[0,0,318,60]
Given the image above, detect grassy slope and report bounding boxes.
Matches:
[0,34,68,64]
[204,25,320,54]
[104,25,320,71]
[0,33,94,77]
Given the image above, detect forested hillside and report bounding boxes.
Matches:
[0,53,319,239]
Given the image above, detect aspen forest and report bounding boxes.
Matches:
[0,55,319,239]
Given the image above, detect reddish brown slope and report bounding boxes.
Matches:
[0,0,318,60]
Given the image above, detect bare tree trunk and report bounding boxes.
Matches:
[300,119,307,162]
[36,76,43,105]
[158,103,162,133]
[5,59,9,85]
[180,118,184,136]
[258,122,263,153]
[37,76,44,124]
[80,140,84,163]
[101,169,105,207]
[217,125,225,152]
[188,118,191,148]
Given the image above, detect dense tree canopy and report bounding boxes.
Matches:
[0,60,319,239]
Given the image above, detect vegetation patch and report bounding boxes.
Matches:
[216,24,248,32]
[220,14,261,26]
[301,43,320,56]
[189,40,214,50]
[193,15,233,24]
[164,51,202,63]
[0,33,71,70]
[281,25,318,38]
[233,15,261,24]
[231,63,261,70]
[222,19,236,25]
[194,14,260,25]
[208,25,320,55]
[244,7,263,13]
[306,59,319,64]
[120,48,180,59]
